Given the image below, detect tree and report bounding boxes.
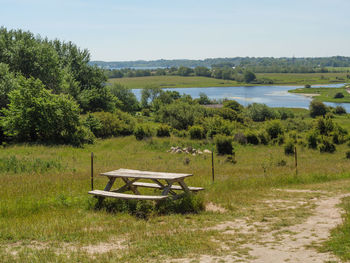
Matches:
[109,84,139,113]
[78,87,120,113]
[309,100,327,118]
[0,63,18,109]
[177,66,193,76]
[141,86,162,108]
[1,77,91,145]
[197,92,211,105]
[244,71,256,83]
[194,66,211,77]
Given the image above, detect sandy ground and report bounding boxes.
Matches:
[174,189,349,263]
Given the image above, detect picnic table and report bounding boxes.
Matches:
[88,168,204,201]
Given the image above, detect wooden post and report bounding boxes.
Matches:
[212,151,215,183]
[91,152,94,191]
[294,146,298,176]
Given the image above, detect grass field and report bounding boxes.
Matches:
[2,114,350,262]
[289,87,350,103]
[108,73,349,89]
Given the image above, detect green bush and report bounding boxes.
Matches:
[266,120,284,139]
[245,131,259,145]
[219,108,238,121]
[156,193,204,215]
[1,77,90,146]
[156,125,171,137]
[305,84,311,88]
[334,92,344,99]
[134,124,153,140]
[246,103,278,122]
[257,130,269,145]
[319,137,336,153]
[141,108,150,117]
[346,151,350,159]
[86,111,135,138]
[223,100,243,112]
[310,100,327,118]
[189,125,205,140]
[307,131,318,149]
[215,135,234,155]
[284,140,295,155]
[334,106,346,115]
[172,129,188,138]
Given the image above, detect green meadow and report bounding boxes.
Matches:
[2,111,350,262]
[109,73,349,89]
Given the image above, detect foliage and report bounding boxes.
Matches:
[266,120,284,139]
[85,111,135,138]
[223,100,243,112]
[200,116,232,138]
[156,125,171,137]
[157,102,211,130]
[194,66,211,77]
[109,83,139,113]
[245,131,259,145]
[309,100,327,118]
[0,63,18,109]
[78,87,120,113]
[307,131,319,149]
[215,135,234,155]
[141,86,162,108]
[334,92,345,99]
[246,103,278,122]
[197,92,211,105]
[189,125,205,140]
[284,140,295,155]
[134,124,153,140]
[319,137,336,153]
[244,71,256,83]
[305,84,311,88]
[1,77,91,146]
[334,106,346,115]
[234,132,247,145]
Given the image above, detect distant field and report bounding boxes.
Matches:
[289,86,350,103]
[108,73,349,89]
[326,67,350,72]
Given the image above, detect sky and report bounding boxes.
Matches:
[1,0,350,61]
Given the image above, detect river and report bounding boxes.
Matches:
[132,83,350,111]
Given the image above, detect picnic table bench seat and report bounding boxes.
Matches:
[89,190,168,200]
[132,182,204,192]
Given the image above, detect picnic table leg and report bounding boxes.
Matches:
[178,179,190,193]
[162,180,173,196]
[152,179,177,196]
[97,177,116,206]
[122,178,141,195]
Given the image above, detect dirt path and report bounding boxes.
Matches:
[174,190,350,263]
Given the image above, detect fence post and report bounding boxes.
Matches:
[91,152,94,191]
[294,146,298,176]
[212,151,215,183]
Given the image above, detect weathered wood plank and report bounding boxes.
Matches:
[88,190,168,200]
[101,169,192,180]
[132,182,204,191]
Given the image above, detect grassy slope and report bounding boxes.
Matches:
[108,73,349,89]
[289,87,350,103]
[2,113,350,262]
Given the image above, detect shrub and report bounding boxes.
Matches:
[219,108,238,121]
[309,100,327,118]
[258,130,269,145]
[215,135,234,155]
[307,131,318,149]
[201,116,232,138]
[134,124,153,140]
[346,150,350,159]
[223,100,243,112]
[86,111,135,138]
[155,193,204,215]
[189,125,205,140]
[1,77,90,146]
[305,84,311,88]
[246,103,277,122]
[156,125,171,137]
[284,140,295,155]
[108,83,140,112]
[334,106,346,115]
[141,108,150,117]
[245,131,259,145]
[316,117,334,135]
[319,137,336,153]
[266,120,284,139]
[334,92,344,99]
[277,109,294,120]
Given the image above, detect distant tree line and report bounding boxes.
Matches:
[92,56,350,70]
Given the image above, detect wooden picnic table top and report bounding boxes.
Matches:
[100,168,193,180]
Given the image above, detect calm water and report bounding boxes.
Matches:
[132,83,350,111]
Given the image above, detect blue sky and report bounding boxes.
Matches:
[1,0,349,61]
